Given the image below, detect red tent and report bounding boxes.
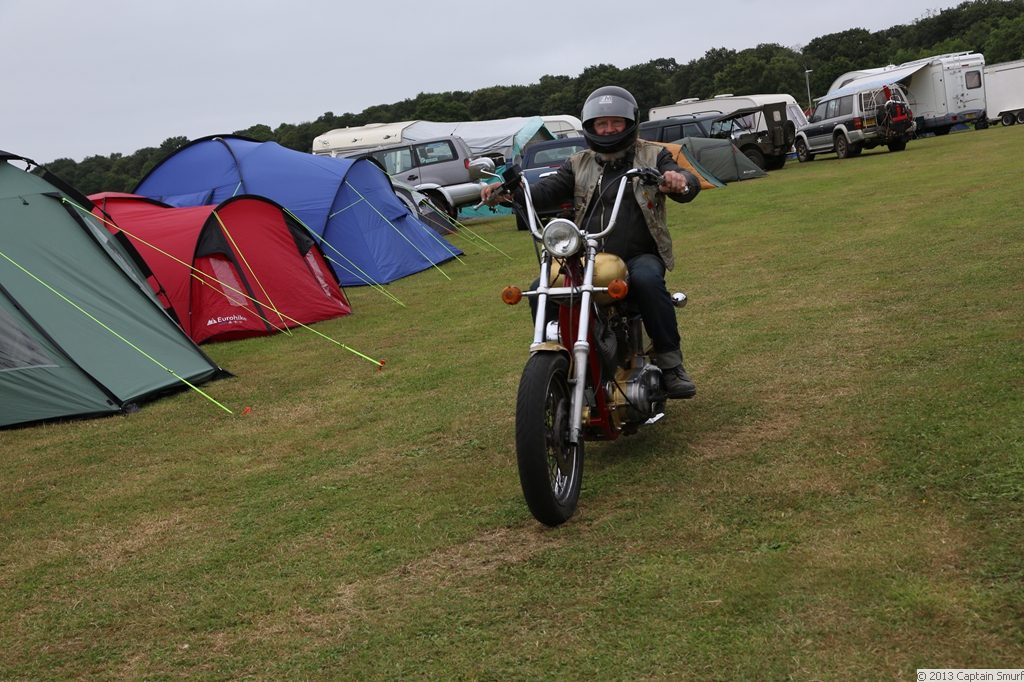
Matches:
[90,193,352,343]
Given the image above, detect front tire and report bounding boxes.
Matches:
[515,352,583,526]
[795,139,814,163]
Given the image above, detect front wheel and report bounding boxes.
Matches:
[515,352,583,526]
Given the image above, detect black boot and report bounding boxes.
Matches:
[663,365,696,399]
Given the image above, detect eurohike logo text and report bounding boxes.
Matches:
[207,314,248,326]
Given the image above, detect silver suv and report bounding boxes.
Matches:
[344,136,485,217]
[795,83,914,161]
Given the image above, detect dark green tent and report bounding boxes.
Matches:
[670,137,767,183]
[0,151,228,428]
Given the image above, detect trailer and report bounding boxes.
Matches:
[983,59,1024,126]
[828,52,987,135]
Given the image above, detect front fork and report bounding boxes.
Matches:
[531,241,600,446]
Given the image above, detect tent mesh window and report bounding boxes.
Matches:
[0,302,56,371]
[207,257,249,308]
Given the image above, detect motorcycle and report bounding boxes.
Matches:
[476,160,688,526]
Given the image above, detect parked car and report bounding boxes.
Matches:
[795,83,914,162]
[638,113,719,143]
[641,104,791,170]
[510,137,589,230]
[343,135,485,217]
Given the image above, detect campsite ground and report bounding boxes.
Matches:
[2,127,1023,680]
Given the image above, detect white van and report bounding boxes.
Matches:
[828,52,987,135]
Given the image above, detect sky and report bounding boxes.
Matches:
[1,0,967,164]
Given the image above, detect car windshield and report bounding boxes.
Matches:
[524,142,588,168]
[710,115,754,137]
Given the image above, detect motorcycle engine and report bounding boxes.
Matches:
[605,358,664,428]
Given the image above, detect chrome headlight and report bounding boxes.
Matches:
[542,218,582,258]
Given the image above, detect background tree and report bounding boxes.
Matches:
[38,0,1024,190]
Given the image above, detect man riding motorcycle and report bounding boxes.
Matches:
[482,85,701,398]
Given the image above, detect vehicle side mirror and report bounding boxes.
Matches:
[468,157,496,179]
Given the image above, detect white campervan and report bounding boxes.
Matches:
[828,52,987,135]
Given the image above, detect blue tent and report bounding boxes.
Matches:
[133,136,462,287]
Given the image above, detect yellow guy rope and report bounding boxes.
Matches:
[341,181,461,279]
[67,200,385,369]
[283,208,406,307]
[0,248,234,414]
[211,209,290,335]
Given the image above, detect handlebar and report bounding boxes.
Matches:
[478,164,666,240]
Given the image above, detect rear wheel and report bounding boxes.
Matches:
[1017,111,1024,125]
[743,147,765,169]
[765,155,787,170]
[425,190,457,220]
[795,139,814,163]
[848,143,863,157]
[934,126,951,136]
[1002,113,1016,126]
[888,138,907,152]
[515,352,583,526]
[835,134,850,159]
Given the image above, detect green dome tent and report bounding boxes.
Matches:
[0,152,227,428]
[671,137,767,183]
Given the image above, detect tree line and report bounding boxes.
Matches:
[45,0,1024,195]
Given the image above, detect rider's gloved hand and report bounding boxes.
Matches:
[658,170,689,195]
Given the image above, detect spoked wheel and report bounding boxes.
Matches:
[515,352,583,526]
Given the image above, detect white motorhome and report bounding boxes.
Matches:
[828,52,987,135]
[540,115,584,138]
[982,59,1024,126]
[649,93,808,130]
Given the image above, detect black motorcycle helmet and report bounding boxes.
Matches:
[581,86,640,154]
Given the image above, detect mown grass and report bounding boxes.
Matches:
[2,127,1022,680]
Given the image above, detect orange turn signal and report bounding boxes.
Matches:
[501,286,523,305]
[607,279,628,300]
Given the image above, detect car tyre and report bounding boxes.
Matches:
[1002,113,1016,126]
[425,191,457,220]
[835,134,850,159]
[743,147,765,169]
[784,121,796,147]
[765,155,786,171]
[1017,111,1024,125]
[888,138,907,152]
[795,139,814,163]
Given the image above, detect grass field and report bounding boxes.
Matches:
[2,127,1023,680]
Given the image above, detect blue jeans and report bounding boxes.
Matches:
[529,253,682,369]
